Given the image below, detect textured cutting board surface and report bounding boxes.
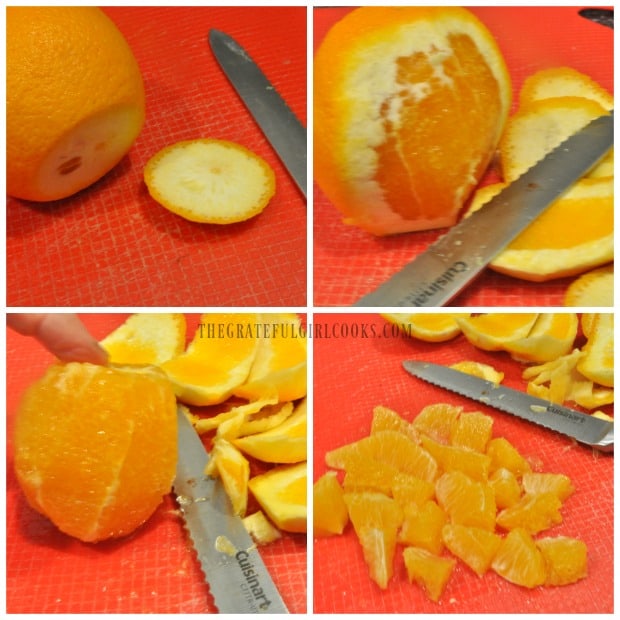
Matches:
[7,7,306,307]
[6,314,307,613]
[313,313,613,613]
[313,7,613,307]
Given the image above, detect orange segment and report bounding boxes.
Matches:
[382,313,471,342]
[143,139,276,224]
[100,313,186,365]
[162,313,259,406]
[325,430,438,482]
[435,471,496,531]
[449,410,494,453]
[314,6,511,235]
[536,536,588,586]
[7,7,145,201]
[492,528,547,588]
[234,313,307,402]
[344,491,404,589]
[412,403,462,444]
[13,362,177,542]
[398,500,446,554]
[248,462,307,533]
[370,405,419,443]
[403,546,456,602]
[496,492,563,535]
[313,471,349,537]
[521,472,575,502]
[486,437,532,476]
[489,468,522,509]
[421,435,491,481]
[442,523,502,577]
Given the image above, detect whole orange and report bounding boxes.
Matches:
[7,7,145,202]
[314,7,512,235]
[13,363,177,543]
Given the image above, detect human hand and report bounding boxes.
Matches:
[7,313,109,365]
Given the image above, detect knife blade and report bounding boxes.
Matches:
[354,111,613,307]
[209,29,307,198]
[578,8,614,29]
[173,407,289,613]
[402,360,613,452]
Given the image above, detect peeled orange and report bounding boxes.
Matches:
[143,139,276,224]
[314,6,511,235]
[7,7,145,201]
[13,362,177,542]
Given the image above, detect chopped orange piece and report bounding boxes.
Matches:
[442,523,502,577]
[435,471,496,531]
[370,405,419,443]
[344,492,403,589]
[325,430,438,482]
[521,472,575,501]
[536,536,588,585]
[489,468,522,509]
[314,6,511,235]
[391,473,435,510]
[398,500,446,554]
[421,435,491,481]
[492,528,547,588]
[403,547,456,602]
[343,460,400,495]
[486,437,532,476]
[144,138,276,224]
[313,471,349,537]
[412,403,462,444]
[449,411,494,453]
[242,510,281,545]
[496,492,563,535]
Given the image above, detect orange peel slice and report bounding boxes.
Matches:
[144,138,276,224]
[564,264,613,307]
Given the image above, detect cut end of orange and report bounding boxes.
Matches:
[143,138,276,224]
[564,264,613,307]
[382,313,471,342]
[314,6,512,235]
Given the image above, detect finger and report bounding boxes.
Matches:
[7,313,109,365]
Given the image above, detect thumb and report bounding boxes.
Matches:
[8,314,109,365]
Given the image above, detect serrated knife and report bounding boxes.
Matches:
[354,111,613,307]
[173,407,289,613]
[209,29,307,198]
[403,361,613,452]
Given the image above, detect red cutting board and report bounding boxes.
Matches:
[313,313,613,613]
[313,7,613,307]
[7,7,307,307]
[6,314,307,613]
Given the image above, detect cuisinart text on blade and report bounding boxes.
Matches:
[354,112,613,307]
[402,361,613,452]
[209,29,307,198]
[173,407,289,613]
